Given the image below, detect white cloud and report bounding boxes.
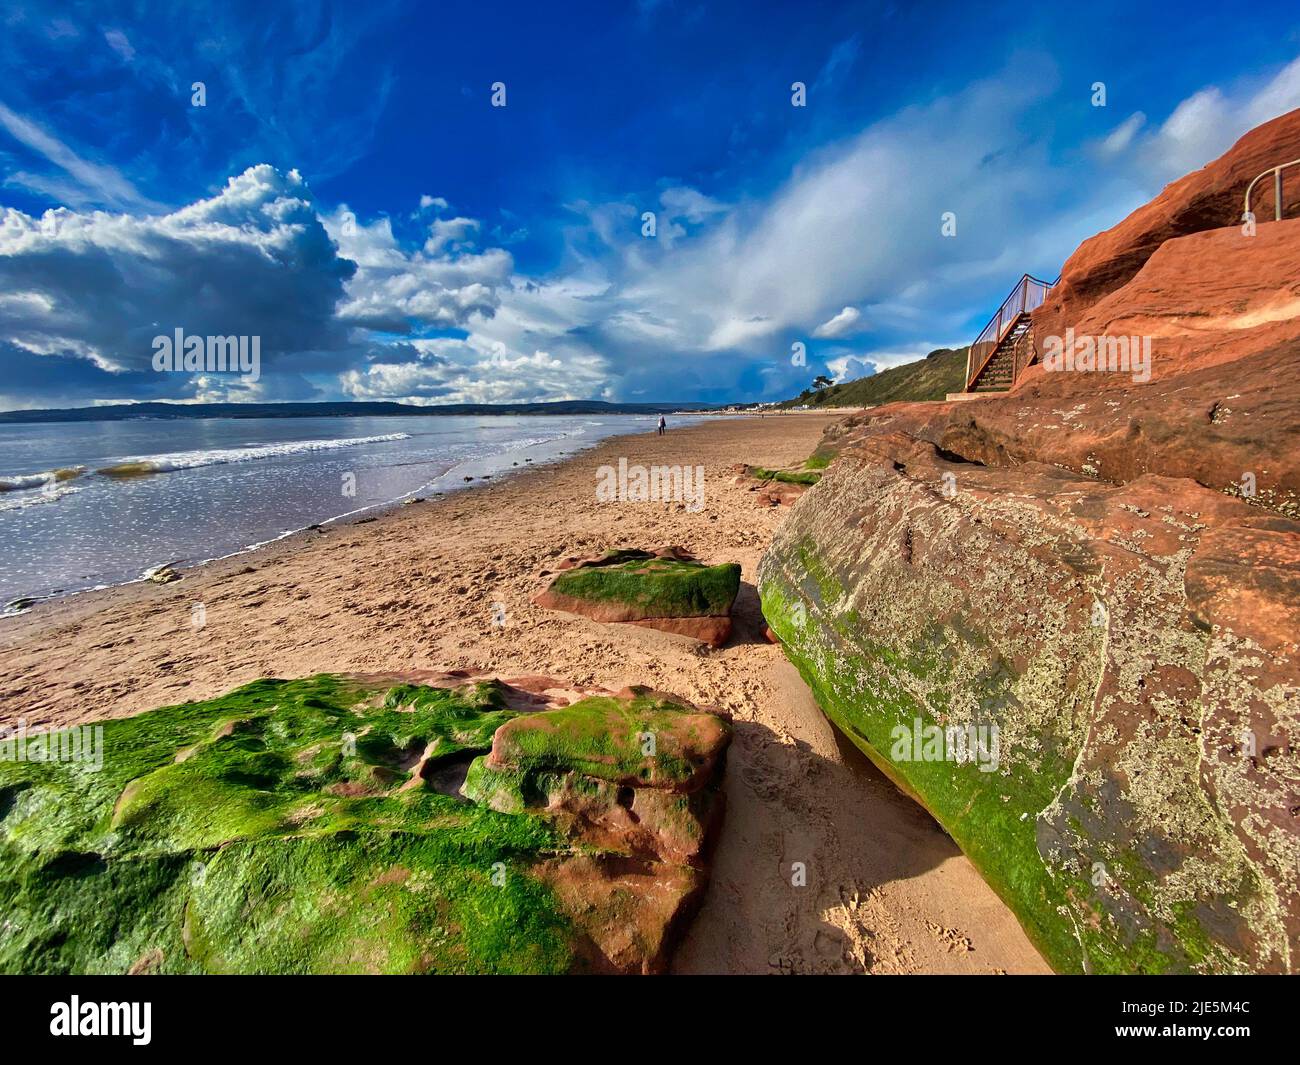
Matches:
[826,342,960,383]
[7,50,1300,410]
[1099,112,1147,156]
[424,215,479,255]
[103,28,135,62]
[340,337,609,405]
[812,305,863,338]
[0,165,354,402]
[323,208,508,332]
[658,185,727,224]
[576,59,1066,370]
[1101,56,1300,181]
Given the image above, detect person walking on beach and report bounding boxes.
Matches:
[657,414,667,436]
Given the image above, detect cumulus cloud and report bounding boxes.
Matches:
[324,208,509,333]
[340,337,609,405]
[6,47,1300,411]
[812,306,863,338]
[825,342,960,383]
[0,165,355,402]
[424,216,480,256]
[0,159,609,408]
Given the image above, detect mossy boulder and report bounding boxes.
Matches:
[0,671,731,974]
[759,424,1300,974]
[535,547,741,646]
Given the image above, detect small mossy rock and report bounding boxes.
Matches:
[728,465,819,507]
[747,465,821,487]
[535,548,740,646]
[0,670,731,974]
[144,563,181,584]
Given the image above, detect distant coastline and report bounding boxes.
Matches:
[0,399,716,425]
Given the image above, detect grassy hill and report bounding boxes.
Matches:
[779,346,968,408]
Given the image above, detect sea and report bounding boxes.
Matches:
[0,413,703,610]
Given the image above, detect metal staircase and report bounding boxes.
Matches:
[962,274,1056,394]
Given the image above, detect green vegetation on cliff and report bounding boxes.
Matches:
[780,347,968,408]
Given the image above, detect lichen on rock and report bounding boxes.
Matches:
[759,423,1299,974]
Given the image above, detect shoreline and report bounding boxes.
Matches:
[1,414,707,613]
[0,411,1050,974]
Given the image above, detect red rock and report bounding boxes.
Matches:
[1035,107,1300,341]
[464,681,733,973]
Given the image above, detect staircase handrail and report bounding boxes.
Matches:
[964,273,1057,391]
[1244,159,1300,223]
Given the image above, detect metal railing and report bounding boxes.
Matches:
[964,273,1056,391]
[1244,159,1300,223]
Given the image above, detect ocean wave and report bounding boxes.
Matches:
[97,433,411,478]
[494,433,568,454]
[0,466,86,492]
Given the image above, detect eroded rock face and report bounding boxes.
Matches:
[0,671,730,974]
[1035,107,1300,338]
[759,430,1299,973]
[535,548,741,646]
[853,225,1299,516]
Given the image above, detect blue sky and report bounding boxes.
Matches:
[2,0,1299,409]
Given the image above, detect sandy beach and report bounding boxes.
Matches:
[0,413,1049,975]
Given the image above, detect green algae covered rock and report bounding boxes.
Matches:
[535,548,741,645]
[748,466,821,486]
[759,425,1300,975]
[0,672,731,974]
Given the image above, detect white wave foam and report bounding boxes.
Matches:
[0,481,82,512]
[99,433,411,476]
